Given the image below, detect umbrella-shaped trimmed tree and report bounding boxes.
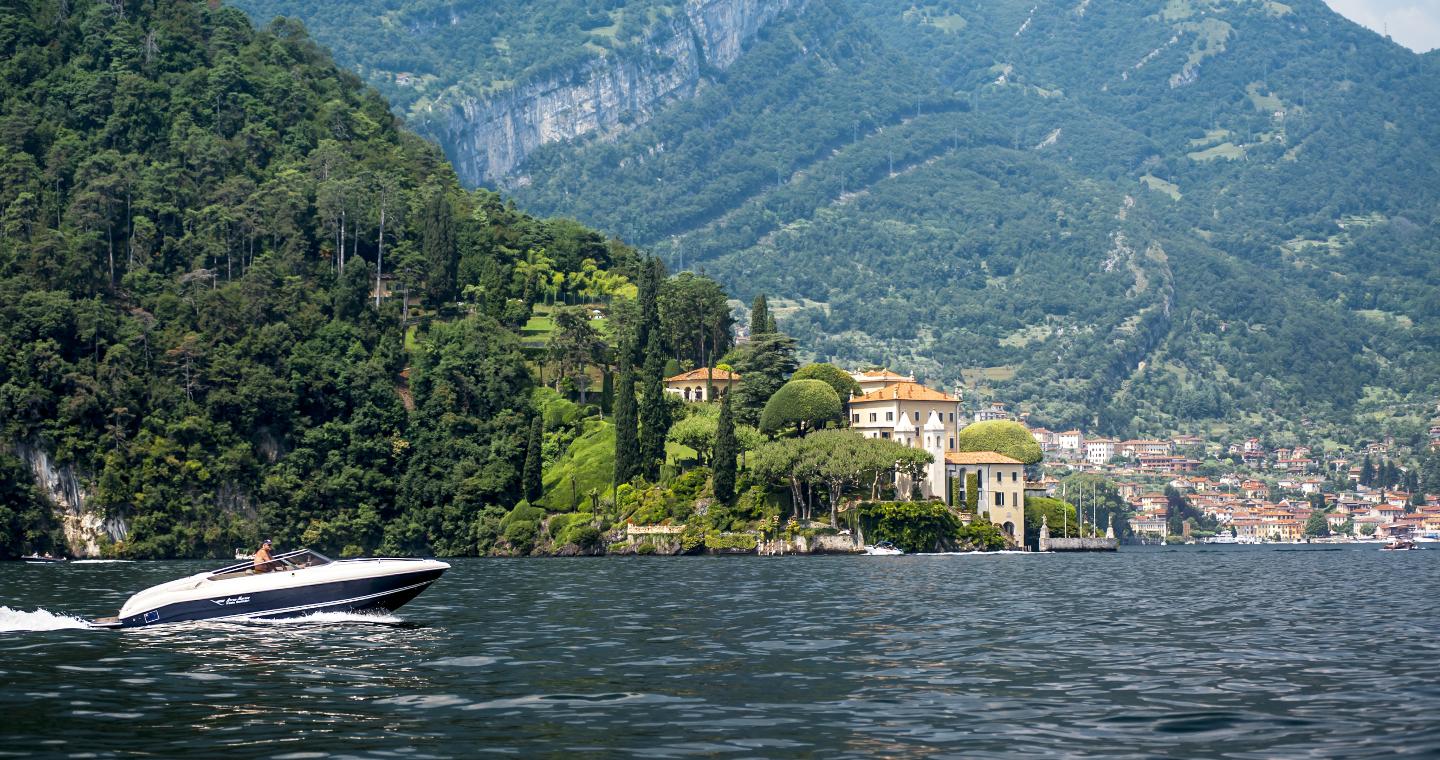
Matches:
[759,379,842,437]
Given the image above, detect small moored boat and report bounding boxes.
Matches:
[1381,539,1417,551]
[21,553,67,564]
[90,549,448,629]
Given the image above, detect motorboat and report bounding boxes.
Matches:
[864,541,904,556]
[90,549,448,629]
[1381,539,1417,551]
[21,553,67,564]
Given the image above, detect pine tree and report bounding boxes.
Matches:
[638,332,671,481]
[750,293,770,336]
[523,416,543,502]
[613,355,639,485]
[713,392,738,503]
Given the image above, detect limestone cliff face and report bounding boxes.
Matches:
[15,442,127,558]
[418,0,805,186]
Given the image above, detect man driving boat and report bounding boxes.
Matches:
[253,539,275,572]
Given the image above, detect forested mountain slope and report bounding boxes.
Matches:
[231,0,1440,441]
[0,0,640,558]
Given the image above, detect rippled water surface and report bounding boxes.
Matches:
[3,546,1439,758]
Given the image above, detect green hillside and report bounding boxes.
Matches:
[0,0,646,558]
[227,0,1440,442]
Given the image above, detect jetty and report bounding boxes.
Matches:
[1038,514,1119,552]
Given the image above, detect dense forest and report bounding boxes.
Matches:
[0,0,671,559]
[234,0,1440,444]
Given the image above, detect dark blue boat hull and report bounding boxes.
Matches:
[115,567,445,628]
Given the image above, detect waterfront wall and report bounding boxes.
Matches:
[1041,536,1119,552]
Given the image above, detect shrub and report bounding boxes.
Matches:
[503,518,538,551]
[759,379,842,435]
[791,363,860,400]
[704,532,758,551]
[955,420,1042,464]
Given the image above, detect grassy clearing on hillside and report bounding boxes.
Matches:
[1188,142,1245,161]
[1354,309,1414,328]
[1246,82,1284,112]
[962,365,1017,383]
[999,324,1053,348]
[1141,174,1182,200]
[538,418,614,511]
[1189,128,1232,147]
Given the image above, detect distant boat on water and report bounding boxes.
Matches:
[21,553,66,564]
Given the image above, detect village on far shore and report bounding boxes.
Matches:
[664,364,1440,547]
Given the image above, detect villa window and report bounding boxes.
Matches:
[870,413,877,422]
[886,412,893,421]
[949,437,955,449]
[881,432,890,439]
[949,413,955,422]
[994,471,1001,483]
[852,414,859,423]
[913,411,920,422]
[994,493,1004,506]
[1012,471,1018,482]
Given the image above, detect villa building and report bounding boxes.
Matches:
[1056,430,1084,455]
[945,451,1026,543]
[1085,438,1117,466]
[850,369,917,394]
[848,381,963,451]
[974,402,1011,422]
[663,368,740,402]
[846,377,1026,545]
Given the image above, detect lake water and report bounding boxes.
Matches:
[2,545,1438,758]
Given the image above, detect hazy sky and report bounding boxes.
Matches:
[1326,0,1440,52]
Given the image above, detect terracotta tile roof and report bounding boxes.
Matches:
[852,381,958,403]
[665,368,740,383]
[945,451,1023,465]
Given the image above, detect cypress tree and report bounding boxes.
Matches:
[613,355,639,485]
[421,187,456,305]
[750,294,770,336]
[523,416,543,502]
[765,312,777,334]
[638,332,671,481]
[713,392,738,503]
[634,257,664,365]
[1359,455,1374,487]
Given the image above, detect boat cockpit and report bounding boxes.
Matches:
[207,549,333,581]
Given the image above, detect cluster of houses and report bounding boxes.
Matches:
[1115,474,1440,541]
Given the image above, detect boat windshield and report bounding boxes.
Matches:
[207,549,333,581]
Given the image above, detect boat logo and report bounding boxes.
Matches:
[210,595,251,606]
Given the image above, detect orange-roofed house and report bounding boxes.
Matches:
[850,369,917,394]
[847,381,963,452]
[944,450,1026,545]
[663,368,740,402]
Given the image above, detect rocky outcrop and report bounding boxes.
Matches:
[418,0,805,186]
[14,442,127,558]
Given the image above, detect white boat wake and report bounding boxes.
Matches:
[0,606,92,632]
[70,559,134,564]
[248,610,405,625]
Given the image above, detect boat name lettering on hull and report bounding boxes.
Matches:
[211,595,251,606]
